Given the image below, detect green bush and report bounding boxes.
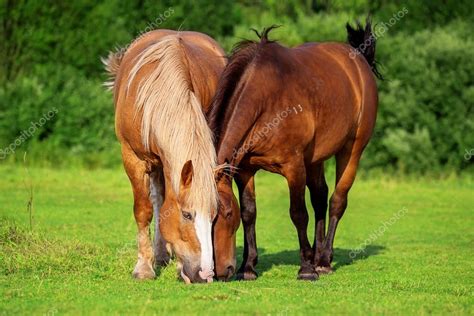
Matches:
[0,66,120,168]
[0,0,472,174]
[0,0,240,168]
[361,21,474,173]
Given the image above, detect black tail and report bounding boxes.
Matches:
[346,18,383,80]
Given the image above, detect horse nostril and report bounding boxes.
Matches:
[198,269,214,283]
[216,266,235,281]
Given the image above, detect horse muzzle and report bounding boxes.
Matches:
[181,266,214,284]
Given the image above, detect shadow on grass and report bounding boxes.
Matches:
[153,244,385,279]
[235,245,385,275]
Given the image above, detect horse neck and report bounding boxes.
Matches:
[215,99,260,168]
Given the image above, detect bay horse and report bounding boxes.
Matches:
[103,30,236,283]
[210,21,380,280]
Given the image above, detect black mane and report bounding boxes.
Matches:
[206,26,279,144]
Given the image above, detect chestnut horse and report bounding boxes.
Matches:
[103,30,231,283]
[210,21,380,280]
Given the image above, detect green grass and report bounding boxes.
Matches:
[0,164,473,315]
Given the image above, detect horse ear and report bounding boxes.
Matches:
[180,160,194,192]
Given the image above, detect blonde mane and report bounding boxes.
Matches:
[127,35,218,215]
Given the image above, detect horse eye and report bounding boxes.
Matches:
[182,211,193,221]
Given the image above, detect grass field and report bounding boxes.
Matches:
[0,164,473,315]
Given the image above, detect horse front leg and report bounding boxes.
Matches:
[283,161,318,281]
[306,163,329,274]
[235,170,258,280]
[122,145,156,279]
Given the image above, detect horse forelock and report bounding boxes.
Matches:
[127,35,218,215]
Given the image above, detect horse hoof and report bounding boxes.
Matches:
[297,271,319,281]
[236,269,258,281]
[132,262,156,280]
[315,265,333,275]
[297,265,319,281]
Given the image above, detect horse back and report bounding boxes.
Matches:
[113,30,225,160]
[243,42,378,164]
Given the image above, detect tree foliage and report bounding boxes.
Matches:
[0,0,472,173]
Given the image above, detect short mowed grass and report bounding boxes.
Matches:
[0,164,473,315]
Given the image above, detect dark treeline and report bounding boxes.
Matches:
[1,0,473,173]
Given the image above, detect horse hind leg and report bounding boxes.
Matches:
[122,145,156,279]
[317,140,364,273]
[150,168,171,267]
[306,163,329,273]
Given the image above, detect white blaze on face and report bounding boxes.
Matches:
[194,212,214,279]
